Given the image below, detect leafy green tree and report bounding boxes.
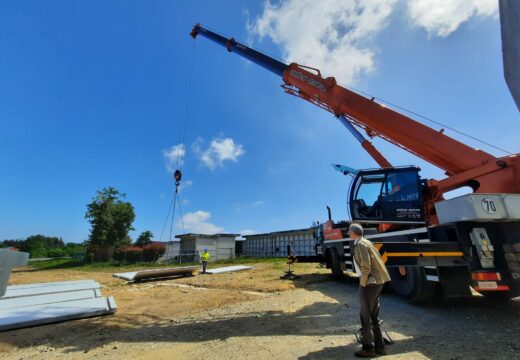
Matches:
[85,187,135,261]
[134,230,153,247]
[2,235,65,258]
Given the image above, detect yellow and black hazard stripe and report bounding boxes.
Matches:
[373,242,466,267]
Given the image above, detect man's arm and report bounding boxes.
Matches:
[356,243,372,287]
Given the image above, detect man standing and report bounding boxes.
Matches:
[201,248,210,274]
[350,223,391,358]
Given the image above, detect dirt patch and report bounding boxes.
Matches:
[1,262,519,359]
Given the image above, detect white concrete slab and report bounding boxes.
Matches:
[0,289,101,310]
[0,250,30,268]
[0,296,117,331]
[7,279,98,290]
[2,281,101,299]
[0,250,29,297]
[204,265,253,274]
[113,266,199,281]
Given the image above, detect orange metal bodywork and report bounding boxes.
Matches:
[281,63,520,223]
[191,24,519,226]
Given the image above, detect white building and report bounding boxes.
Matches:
[158,241,181,262]
[176,233,239,262]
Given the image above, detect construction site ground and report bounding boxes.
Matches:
[1,259,519,360]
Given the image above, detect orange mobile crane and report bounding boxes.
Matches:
[191,24,520,302]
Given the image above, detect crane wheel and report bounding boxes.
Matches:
[329,249,344,280]
[389,266,437,303]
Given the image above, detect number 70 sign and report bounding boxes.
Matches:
[481,198,498,214]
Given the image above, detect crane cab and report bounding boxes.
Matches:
[349,166,425,224]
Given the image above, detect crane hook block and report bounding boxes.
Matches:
[174,170,182,186]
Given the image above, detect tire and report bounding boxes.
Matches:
[389,266,437,303]
[329,249,344,280]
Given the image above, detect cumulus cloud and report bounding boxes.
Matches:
[248,0,498,84]
[163,144,185,172]
[179,210,224,234]
[248,0,397,84]
[193,137,245,170]
[406,0,498,37]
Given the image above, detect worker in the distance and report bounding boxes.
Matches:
[350,223,391,358]
[201,248,210,274]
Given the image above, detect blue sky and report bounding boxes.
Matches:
[1,1,518,243]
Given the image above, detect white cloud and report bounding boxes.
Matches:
[178,179,192,193]
[194,137,245,170]
[179,210,224,234]
[163,144,185,172]
[248,0,498,85]
[240,229,257,236]
[249,0,397,84]
[407,0,498,37]
[251,200,264,206]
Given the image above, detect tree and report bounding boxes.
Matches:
[85,187,135,261]
[135,230,153,247]
[2,235,66,258]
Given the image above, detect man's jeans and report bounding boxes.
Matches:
[359,284,384,349]
[202,261,208,274]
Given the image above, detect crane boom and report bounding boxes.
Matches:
[190,24,520,302]
[191,24,520,198]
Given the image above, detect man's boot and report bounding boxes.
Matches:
[373,323,387,355]
[355,346,376,358]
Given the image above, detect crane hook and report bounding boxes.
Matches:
[174,169,182,193]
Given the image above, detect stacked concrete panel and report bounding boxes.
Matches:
[0,280,117,331]
[113,266,199,281]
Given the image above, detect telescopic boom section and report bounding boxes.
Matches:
[190,24,286,76]
[191,24,520,195]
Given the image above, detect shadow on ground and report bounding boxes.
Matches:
[1,273,519,359]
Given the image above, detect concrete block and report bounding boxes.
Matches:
[0,289,101,310]
[0,296,117,331]
[2,281,100,300]
[113,266,199,281]
[204,265,253,274]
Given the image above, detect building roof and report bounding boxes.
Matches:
[243,227,314,239]
[175,233,240,240]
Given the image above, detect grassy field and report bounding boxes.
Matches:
[31,257,288,272]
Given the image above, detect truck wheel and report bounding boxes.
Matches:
[330,249,344,280]
[389,266,437,303]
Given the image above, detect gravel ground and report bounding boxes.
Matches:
[1,263,519,359]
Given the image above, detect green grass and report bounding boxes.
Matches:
[31,257,286,272]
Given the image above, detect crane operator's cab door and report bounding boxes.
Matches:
[349,167,425,224]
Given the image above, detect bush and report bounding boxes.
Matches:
[48,248,66,258]
[113,243,165,263]
[142,243,166,262]
[113,246,142,263]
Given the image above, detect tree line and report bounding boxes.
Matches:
[0,235,86,258]
[3,187,165,262]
